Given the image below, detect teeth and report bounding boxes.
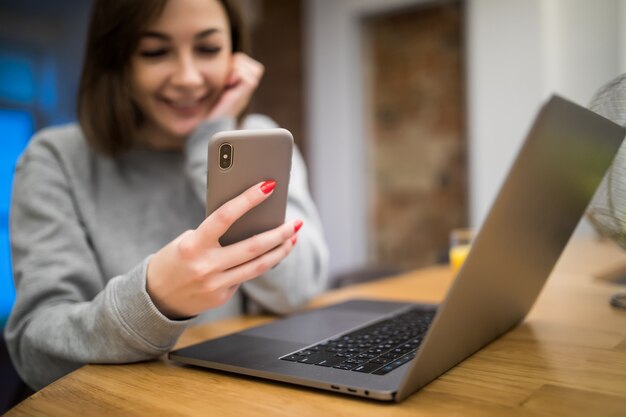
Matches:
[171,101,197,109]
[165,97,204,109]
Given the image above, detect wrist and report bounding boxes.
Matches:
[145,257,192,321]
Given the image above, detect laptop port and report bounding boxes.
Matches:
[330,385,340,390]
[347,388,357,393]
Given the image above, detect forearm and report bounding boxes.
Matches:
[5,258,191,390]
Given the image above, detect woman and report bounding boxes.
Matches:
[4,0,328,390]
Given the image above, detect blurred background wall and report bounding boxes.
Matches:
[0,1,625,406]
[306,0,626,277]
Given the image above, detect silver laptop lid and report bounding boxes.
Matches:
[396,95,626,401]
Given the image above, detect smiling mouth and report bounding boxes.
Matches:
[160,95,209,110]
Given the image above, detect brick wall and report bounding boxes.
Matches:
[363,2,468,269]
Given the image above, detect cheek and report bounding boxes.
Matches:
[130,62,165,100]
[204,57,232,88]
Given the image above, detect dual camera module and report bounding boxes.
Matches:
[219,143,233,169]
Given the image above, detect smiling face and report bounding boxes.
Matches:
[130,0,232,149]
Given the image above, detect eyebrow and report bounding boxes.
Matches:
[140,28,221,41]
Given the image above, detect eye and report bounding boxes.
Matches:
[196,46,222,55]
[139,49,169,58]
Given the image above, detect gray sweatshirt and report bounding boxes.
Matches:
[4,115,329,390]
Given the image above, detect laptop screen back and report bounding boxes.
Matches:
[397,95,626,400]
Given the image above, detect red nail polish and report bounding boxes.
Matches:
[291,235,298,245]
[260,180,276,195]
[294,220,303,233]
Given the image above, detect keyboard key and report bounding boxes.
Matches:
[372,364,395,375]
[353,362,384,373]
[380,352,402,360]
[333,363,358,370]
[281,354,305,362]
[298,352,339,364]
[372,354,414,375]
[315,356,346,367]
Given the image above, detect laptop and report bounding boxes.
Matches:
[169,95,625,402]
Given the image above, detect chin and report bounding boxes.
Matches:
[165,118,205,138]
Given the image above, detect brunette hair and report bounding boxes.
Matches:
[77,0,247,156]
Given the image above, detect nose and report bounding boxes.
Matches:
[171,52,203,89]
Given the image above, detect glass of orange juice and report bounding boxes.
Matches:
[449,228,474,273]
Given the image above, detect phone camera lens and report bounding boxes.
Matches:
[219,143,233,169]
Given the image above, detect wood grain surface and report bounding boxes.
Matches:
[6,237,626,416]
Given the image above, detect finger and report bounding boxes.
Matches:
[232,52,259,66]
[225,71,240,87]
[230,63,259,88]
[203,282,241,310]
[192,180,277,247]
[239,57,264,78]
[223,283,241,302]
[237,71,261,91]
[225,68,255,93]
[225,58,245,87]
[216,219,303,270]
[212,237,296,289]
[238,58,264,83]
[233,53,264,80]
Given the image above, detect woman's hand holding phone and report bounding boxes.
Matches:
[146,180,302,319]
[206,52,264,121]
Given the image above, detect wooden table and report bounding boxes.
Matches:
[7,237,626,416]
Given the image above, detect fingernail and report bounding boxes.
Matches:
[291,235,298,245]
[294,220,303,233]
[260,180,276,195]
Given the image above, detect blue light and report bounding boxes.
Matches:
[0,109,33,327]
[38,57,57,112]
[0,228,14,329]
[0,53,36,104]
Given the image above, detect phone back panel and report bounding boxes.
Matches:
[207,128,293,246]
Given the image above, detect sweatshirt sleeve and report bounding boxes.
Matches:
[4,141,192,390]
[184,114,330,314]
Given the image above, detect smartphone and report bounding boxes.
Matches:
[207,128,293,246]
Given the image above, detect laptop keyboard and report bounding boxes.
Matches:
[280,307,436,375]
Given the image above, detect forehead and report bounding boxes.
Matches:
[147,0,230,34]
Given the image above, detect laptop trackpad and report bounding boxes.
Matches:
[242,306,394,345]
